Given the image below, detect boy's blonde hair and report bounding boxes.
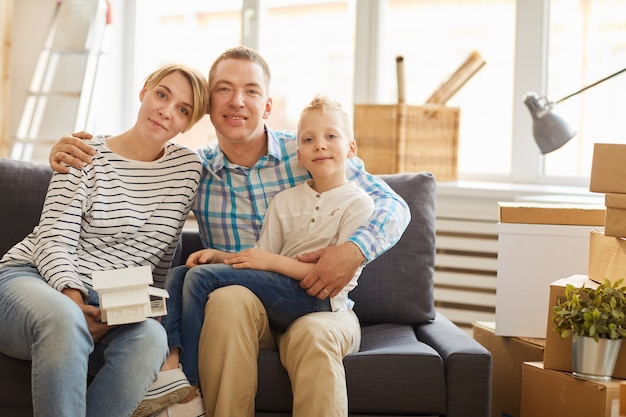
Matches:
[298,95,353,138]
[144,64,210,132]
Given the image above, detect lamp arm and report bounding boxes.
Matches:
[556,66,626,104]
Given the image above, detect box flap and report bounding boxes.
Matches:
[606,193,626,209]
[588,230,626,285]
[590,143,626,193]
[498,201,605,226]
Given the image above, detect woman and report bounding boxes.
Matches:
[0,63,209,417]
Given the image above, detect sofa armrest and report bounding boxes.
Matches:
[415,312,492,417]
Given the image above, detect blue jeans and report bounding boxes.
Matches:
[0,264,168,417]
[161,264,331,386]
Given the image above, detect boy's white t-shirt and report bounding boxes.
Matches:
[256,179,375,311]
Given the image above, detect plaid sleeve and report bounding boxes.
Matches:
[346,157,411,263]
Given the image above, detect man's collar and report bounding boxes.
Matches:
[203,125,282,172]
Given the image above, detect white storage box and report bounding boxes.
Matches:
[496,222,601,338]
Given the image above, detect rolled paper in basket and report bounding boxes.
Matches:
[425,50,486,105]
[396,55,405,104]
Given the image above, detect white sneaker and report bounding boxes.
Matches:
[132,365,193,417]
[150,390,205,417]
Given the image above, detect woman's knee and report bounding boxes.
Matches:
[35,297,93,360]
[128,319,168,362]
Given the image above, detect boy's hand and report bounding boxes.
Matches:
[186,249,220,267]
[224,248,272,270]
[49,132,96,173]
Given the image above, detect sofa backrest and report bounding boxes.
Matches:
[350,172,437,326]
[0,158,437,327]
[0,158,53,256]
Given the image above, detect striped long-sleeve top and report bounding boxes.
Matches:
[0,136,202,297]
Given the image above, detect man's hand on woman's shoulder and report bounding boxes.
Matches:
[49,131,96,173]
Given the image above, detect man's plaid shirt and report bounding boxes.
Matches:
[194,127,410,263]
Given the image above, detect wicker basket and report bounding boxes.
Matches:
[353,104,459,181]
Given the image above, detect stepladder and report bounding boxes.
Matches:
[11,0,111,162]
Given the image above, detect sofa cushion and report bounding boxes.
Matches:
[254,324,447,415]
[350,172,437,325]
[345,323,446,415]
[0,158,52,256]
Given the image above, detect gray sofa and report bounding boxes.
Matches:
[0,157,492,417]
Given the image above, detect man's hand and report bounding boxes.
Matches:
[297,242,365,299]
[49,131,96,173]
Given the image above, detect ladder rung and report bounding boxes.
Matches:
[12,137,61,144]
[44,48,91,55]
[26,91,81,98]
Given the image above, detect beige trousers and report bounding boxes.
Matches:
[197,285,361,417]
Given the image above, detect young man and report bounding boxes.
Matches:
[49,46,410,417]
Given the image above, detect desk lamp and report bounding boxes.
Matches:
[524,66,626,154]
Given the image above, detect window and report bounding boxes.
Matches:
[255,0,356,132]
[543,0,626,179]
[106,0,626,186]
[378,0,516,177]
[132,1,244,151]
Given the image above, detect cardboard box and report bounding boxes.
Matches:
[473,322,544,417]
[588,229,626,285]
[605,193,626,237]
[499,201,605,226]
[496,219,601,338]
[590,143,626,194]
[520,361,620,417]
[543,275,626,379]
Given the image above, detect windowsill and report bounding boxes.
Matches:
[435,180,604,205]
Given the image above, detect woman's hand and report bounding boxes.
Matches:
[62,287,113,342]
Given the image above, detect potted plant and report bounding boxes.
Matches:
[552,278,626,381]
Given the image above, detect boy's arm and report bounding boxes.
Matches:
[224,248,315,281]
[186,248,233,267]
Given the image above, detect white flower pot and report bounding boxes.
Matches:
[571,334,622,381]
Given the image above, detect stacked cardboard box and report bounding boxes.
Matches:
[541,145,626,377]
[473,322,544,417]
[588,143,626,285]
[520,362,621,417]
[518,144,626,416]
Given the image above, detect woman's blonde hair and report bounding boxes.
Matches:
[144,64,210,132]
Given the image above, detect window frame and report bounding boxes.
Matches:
[122,0,577,186]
